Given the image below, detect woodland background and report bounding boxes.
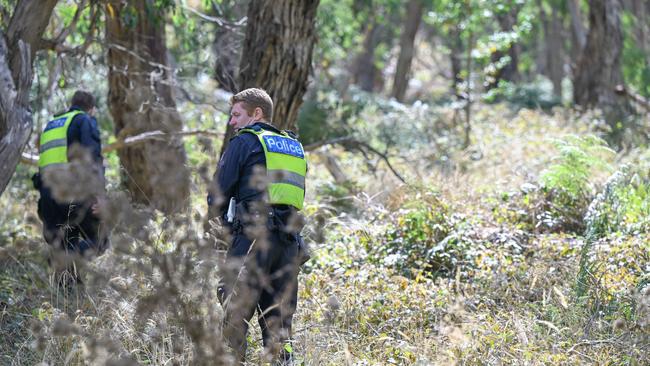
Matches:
[0,0,648,365]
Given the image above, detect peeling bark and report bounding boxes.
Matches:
[0,0,58,197]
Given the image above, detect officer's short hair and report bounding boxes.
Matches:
[71,90,96,112]
[230,88,273,120]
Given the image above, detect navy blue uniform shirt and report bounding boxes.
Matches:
[65,106,103,166]
[209,122,284,217]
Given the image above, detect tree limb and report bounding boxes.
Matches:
[39,0,100,56]
[305,136,406,184]
[103,129,224,153]
[21,129,224,165]
[182,4,246,29]
[47,0,88,49]
[351,140,406,184]
[303,136,355,151]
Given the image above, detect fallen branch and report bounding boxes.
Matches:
[567,337,619,354]
[321,152,351,185]
[103,129,223,153]
[351,140,406,184]
[615,84,650,112]
[21,129,224,166]
[305,136,406,184]
[535,319,561,334]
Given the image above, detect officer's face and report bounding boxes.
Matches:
[229,102,257,130]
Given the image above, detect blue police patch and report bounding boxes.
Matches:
[263,135,304,158]
[43,117,67,132]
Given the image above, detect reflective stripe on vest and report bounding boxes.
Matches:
[38,110,84,168]
[240,127,307,210]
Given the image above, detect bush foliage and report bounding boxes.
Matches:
[364,190,454,276]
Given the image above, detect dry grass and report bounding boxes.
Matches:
[1,104,648,365]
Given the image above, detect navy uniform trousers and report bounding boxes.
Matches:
[220,225,300,363]
[36,185,105,258]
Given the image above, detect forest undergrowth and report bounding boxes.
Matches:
[1,102,648,365]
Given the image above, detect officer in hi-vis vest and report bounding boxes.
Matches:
[32,90,108,284]
[207,88,307,364]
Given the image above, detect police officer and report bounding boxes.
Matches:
[208,88,307,364]
[33,90,108,283]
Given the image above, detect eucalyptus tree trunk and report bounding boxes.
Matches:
[447,26,464,97]
[573,0,631,141]
[0,0,58,198]
[547,7,564,98]
[353,20,384,92]
[537,0,564,98]
[487,6,521,90]
[221,0,319,154]
[391,0,424,102]
[568,0,587,55]
[630,0,650,69]
[105,1,190,213]
[212,0,248,93]
[353,3,397,93]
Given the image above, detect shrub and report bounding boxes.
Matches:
[364,190,468,277]
[577,157,650,299]
[490,184,539,232]
[584,163,650,238]
[297,87,461,159]
[496,135,614,233]
[483,78,561,111]
[541,136,613,201]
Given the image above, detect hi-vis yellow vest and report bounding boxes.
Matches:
[240,127,307,210]
[38,110,84,168]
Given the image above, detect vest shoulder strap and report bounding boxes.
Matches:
[238,125,264,135]
[52,109,84,120]
[239,125,292,138]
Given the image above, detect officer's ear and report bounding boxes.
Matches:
[253,107,264,121]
